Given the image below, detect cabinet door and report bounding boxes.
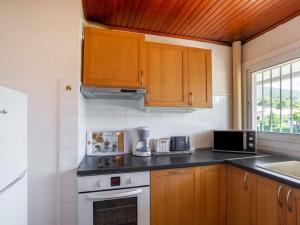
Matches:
[151,167,196,225]
[83,27,145,88]
[255,176,286,225]
[187,48,212,108]
[145,42,188,107]
[227,166,256,225]
[286,187,300,225]
[197,165,226,225]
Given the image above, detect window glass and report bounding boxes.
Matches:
[252,58,300,134]
[271,68,280,132]
[292,61,300,133]
[263,71,271,131]
[281,65,291,133]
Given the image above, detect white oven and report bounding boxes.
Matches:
[78,171,150,225]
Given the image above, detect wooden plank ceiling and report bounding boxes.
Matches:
[82,0,300,45]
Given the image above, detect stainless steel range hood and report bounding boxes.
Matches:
[80,85,146,100]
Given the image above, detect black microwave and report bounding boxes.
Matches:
[213,130,256,154]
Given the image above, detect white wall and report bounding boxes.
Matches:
[0,1,82,225]
[242,15,300,157]
[243,15,300,64]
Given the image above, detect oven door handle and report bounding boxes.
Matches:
[86,188,143,201]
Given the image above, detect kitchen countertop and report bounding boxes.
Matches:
[77,148,268,176]
[78,148,300,189]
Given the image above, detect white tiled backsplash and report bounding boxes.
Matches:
[78,95,232,154]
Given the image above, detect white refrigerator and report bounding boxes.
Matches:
[0,86,28,225]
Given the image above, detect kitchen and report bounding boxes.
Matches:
[1,1,300,225]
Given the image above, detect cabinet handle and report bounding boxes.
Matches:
[0,110,7,114]
[168,169,184,175]
[140,70,144,87]
[188,92,193,106]
[286,189,293,212]
[243,173,249,190]
[277,186,283,207]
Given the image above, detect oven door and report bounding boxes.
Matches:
[78,186,150,225]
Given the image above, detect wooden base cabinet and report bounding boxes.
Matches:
[228,166,300,225]
[285,187,300,225]
[197,164,226,225]
[150,165,226,225]
[255,176,286,225]
[227,166,256,225]
[151,167,196,225]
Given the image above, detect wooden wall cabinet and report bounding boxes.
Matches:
[227,166,256,225]
[187,48,212,108]
[82,28,212,108]
[145,42,212,108]
[144,42,188,107]
[83,27,145,88]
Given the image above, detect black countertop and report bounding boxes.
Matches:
[77,148,268,176]
[78,148,300,189]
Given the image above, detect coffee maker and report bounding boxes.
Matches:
[133,127,151,157]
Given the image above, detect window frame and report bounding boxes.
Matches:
[245,56,300,152]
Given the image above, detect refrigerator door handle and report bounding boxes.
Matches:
[0,170,27,195]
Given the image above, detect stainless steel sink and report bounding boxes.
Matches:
[257,161,300,180]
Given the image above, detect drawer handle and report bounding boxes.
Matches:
[168,169,184,175]
[286,189,293,212]
[0,109,7,114]
[243,173,249,190]
[277,186,283,207]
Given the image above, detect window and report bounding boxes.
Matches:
[252,58,300,134]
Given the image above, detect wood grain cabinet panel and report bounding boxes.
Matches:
[187,48,212,108]
[227,166,256,225]
[286,187,300,225]
[255,176,286,225]
[83,27,145,88]
[145,42,188,107]
[151,167,196,225]
[196,164,226,225]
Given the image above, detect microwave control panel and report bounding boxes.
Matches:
[246,131,256,152]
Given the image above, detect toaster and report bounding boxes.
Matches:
[170,136,190,151]
[154,138,170,153]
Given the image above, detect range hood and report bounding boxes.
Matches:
[80,85,146,100]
